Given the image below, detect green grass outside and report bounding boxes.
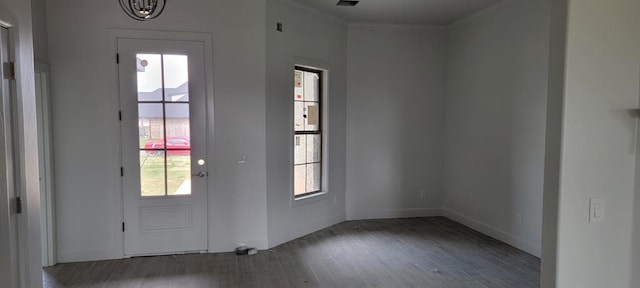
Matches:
[140,154,191,196]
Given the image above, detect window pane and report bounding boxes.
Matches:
[294,165,307,196]
[305,103,319,131]
[139,104,165,150]
[163,55,189,102]
[165,103,190,141]
[167,153,191,196]
[294,135,307,165]
[306,134,321,163]
[137,54,162,101]
[306,163,321,192]
[303,71,319,102]
[140,151,166,196]
[294,70,304,101]
[294,102,305,131]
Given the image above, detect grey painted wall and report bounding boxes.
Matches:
[444,0,551,257]
[266,0,348,247]
[346,24,447,220]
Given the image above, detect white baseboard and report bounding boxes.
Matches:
[347,208,442,220]
[442,208,541,257]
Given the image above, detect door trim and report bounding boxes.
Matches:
[35,61,56,266]
[108,29,214,258]
[0,22,20,288]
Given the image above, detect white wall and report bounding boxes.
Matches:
[551,0,640,287]
[444,0,551,257]
[46,0,268,262]
[0,0,42,287]
[346,24,447,220]
[265,0,348,247]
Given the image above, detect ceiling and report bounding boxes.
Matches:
[291,0,504,26]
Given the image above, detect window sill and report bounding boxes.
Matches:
[291,191,330,207]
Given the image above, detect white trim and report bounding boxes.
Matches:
[0,19,20,288]
[442,208,541,257]
[290,58,332,208]
[34,62,56,267]
[347,208,442,220]
[107,29,215,259]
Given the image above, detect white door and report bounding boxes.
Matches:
[118,39,208,256]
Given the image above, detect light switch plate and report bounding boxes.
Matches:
[589,197,605,223]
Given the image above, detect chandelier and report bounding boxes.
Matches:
[119,0,166,21]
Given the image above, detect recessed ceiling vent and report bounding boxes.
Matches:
[336,0,359,7]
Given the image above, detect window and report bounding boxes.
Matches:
[294,66,323,198]
[136,53,192,196]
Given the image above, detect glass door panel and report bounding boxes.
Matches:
[136,53,191,197]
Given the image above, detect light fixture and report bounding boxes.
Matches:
[119,0,166,21]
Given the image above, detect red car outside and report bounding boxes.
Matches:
[143,137,190,155]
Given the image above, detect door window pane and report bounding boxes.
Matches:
[167,153,191,196]
[163,55,189,102]
[137,54,163,101]
[165,103,190,140]
[140,152,166,196]
[139,103,165,149]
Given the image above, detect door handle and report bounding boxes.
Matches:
[192,171,207,178]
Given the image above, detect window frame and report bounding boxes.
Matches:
[292,65,326,201]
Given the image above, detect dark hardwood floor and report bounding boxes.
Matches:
[43,217,540,287]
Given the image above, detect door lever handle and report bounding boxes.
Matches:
[192,171,207,178]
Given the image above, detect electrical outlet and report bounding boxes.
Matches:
[418,189,426,199]
[516,213,523,225]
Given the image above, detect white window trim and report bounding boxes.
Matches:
[290,59,331,207]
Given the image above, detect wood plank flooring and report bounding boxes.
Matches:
[43,217,540,287]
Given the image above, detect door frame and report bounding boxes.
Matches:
[108,29,214,258]
[0,22,20,288]
[35,61,56,266]
[0,6,43,286]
